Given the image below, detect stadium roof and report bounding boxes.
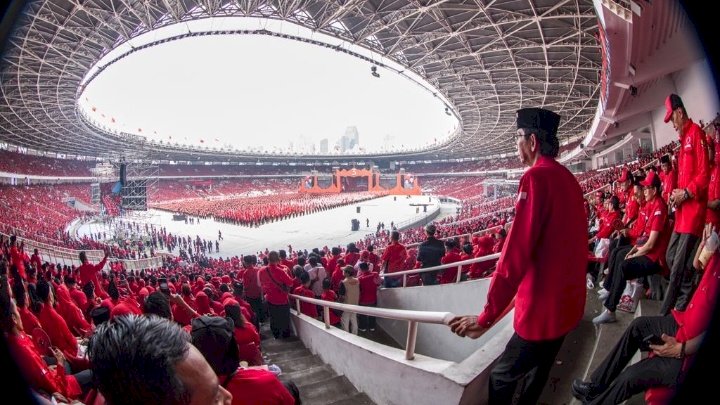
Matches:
[0,0,601,162]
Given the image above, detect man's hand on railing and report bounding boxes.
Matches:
[449,315,488,339]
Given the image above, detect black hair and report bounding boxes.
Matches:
[79,251,87,263]
[331,247,341,256]
[359,262,369,271]
[462,243,473,255]
[88,315,191,405]
[107,280,119,301]
[322,279,332,290]
[279,249,287,259]
[82,281,95,300]
[11,278,27,309]
[660,154,671,165]
[297,256,306,267]
[26,283,42,313]
[609,195,621,211]
[308,256,319,267]
[219,284,230,293]
[36,279,51,303]
[0,276,15,333]
[524,128,560,158]
[224,303,245,329]
[391,230,400,241]
[299,271,310,285]
[143,292,172,320]
[292,265,304,278]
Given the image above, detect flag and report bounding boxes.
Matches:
[111,117,115,123]
[91,106,96,112]
[200,139,205,143]
[138,128,142,132]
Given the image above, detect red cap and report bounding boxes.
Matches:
[664,94,684,123]
[640,170,659,188]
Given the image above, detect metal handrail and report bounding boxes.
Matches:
[289,293,455,360]
[382,253,501,287]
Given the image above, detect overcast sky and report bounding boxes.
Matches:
[80,19,458,154]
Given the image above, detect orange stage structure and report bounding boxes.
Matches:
[299,168,421,195]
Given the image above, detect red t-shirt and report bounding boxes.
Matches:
[358,272,380,305]
[259,265,294,306]
[439,250,462,284]
[242,266,262,299]
[320,290,341,325]
[381,243,407,273]
[222,368,295,405]
[642,196,670,264]
[292,286,318,318]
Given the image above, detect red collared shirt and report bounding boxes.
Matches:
[675,119,710,236]
[477,156,587,341]
[673,251,720,345]
[642,196,670,264]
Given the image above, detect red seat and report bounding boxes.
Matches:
[645,386,674,405]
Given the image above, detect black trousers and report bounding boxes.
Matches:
[489,332,565,405]
[662,232,699,315]
[247,296,265,327]
[589,315,683,404]
[267,303,292,339]
[604,255,661,312]
[603,245,633,291]
[421,270,439,285]
[358,303,376,330]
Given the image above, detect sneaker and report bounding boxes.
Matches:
[268,364,282,375]
[586,274,595,289]
[598,290,609,302]
[571,379,602,403]
[592,310,616,324]
[370,328,376,331]
[359,328,367,332]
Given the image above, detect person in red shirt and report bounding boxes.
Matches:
[573,248,719,404]
[320,279,341,327]
[357,262,381,332]
[659,154,677,204]
[224,300,262,366]
[366,245,380,272]
[380,230,407,288]
[35,279,78,357]
[259,251,294,339]
[594,171,670,324]
[77,250,109,298]
[449,107,587,405]
[330,258,346,292]
[438,239,462,284]
[292,272,318,319]
[241,255,264,328]
[663,93,710,315]
[190,315,296,405]
[9,236,26,280]
[705,133,720,232]
[492,228,507,253]
[30,248,42,273]
[1,290,87,400]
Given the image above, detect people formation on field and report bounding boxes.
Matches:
[1,94,718,404]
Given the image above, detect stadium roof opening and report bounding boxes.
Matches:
[78,17,459,155]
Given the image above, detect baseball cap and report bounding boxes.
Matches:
[664,94,684,123]
[640,170,661,189]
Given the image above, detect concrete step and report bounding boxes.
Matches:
[298,375,361,405]
[281,365,338,388]
[262,340,306,356]
[266,347,313,363]
[275,354,325,374]
[540,291,604,405]
[328,392,376,405]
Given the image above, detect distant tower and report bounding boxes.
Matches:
[345,126,360,150]
[320,138,329,154]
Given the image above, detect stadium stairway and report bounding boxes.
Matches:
[260,325,376,405]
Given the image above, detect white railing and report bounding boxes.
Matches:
[289,293,455,360]
[382,253,501,287]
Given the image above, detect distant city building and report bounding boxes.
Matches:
[320,138,328,154]
[336,126,360,153]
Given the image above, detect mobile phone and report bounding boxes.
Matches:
[642,334,664,350]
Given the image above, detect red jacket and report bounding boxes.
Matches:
[660,169,677,204]
[707,162,720,229]
[242,266,262,299]
[439,249,462,284]
[641,195,671,265]
[221,368,295,405]
[77,256,108,293]
[259,264,293,306]
[675,119,710,236]
[320,290,341,325]
[38,303,78,357]
[381,243,407,273]
[358,272,381,304]
[477,157,587,341]
[8,332,82,399]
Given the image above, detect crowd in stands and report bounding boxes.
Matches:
[0,150,95,177]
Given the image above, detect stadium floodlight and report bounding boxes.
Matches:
[371,66,380,78]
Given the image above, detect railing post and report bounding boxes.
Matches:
[296,298,301,314]
[323,306,331,329]
[405,320,418,360]
[402,274,407,288]
[456,265,462,283]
